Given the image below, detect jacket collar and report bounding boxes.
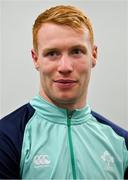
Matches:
[30,95,93,125]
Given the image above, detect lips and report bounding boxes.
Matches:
[54,79,77,89]
[54,79,77,83]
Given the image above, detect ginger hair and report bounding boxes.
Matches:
[32,5,94,52]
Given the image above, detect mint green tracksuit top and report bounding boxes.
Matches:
[20,95,128,179]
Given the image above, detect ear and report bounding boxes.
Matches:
[91,45,98,68]
[31,49,39,71]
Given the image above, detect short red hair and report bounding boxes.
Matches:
[32,5,94,52]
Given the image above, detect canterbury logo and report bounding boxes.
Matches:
[33,154,51,167]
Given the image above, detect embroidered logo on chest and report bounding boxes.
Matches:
[101,150,115,170]
[33,154,51,167]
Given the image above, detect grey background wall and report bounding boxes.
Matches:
[0,0,128,129]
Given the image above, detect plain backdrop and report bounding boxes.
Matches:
[0,0,128,129]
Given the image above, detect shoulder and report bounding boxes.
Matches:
[0,103,35,129]
[91,111,128,178]
[0,103,35,178]
[91,111,128,149]
[0,103,35,151]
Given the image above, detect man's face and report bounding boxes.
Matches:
[32,23,97,109]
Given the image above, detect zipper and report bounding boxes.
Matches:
[67,110,77,179]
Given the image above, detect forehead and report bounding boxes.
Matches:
[37,23,91,49]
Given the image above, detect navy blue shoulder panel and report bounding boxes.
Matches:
[0,103,35,179]
[91,111,128,149]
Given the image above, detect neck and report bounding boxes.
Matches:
[52,99,87,110]
[39,91,87,110]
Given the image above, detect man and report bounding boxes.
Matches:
[0,5,128,179]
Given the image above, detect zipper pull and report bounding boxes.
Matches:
[67,110,74,127]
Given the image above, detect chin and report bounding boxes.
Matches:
[53,96,77,105]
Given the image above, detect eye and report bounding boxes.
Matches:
[46,51,59,57]
[70,47,87,57]
[43,50,61,60]
[72,48,82,54]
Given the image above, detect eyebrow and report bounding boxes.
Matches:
[42,48,59,55]
[69,45,87,51]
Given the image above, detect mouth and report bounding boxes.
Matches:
[53,79,77,89]
[54,79,77,83]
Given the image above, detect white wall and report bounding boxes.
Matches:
[0,0,128,129]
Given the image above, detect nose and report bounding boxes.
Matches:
[57,55,73,74]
